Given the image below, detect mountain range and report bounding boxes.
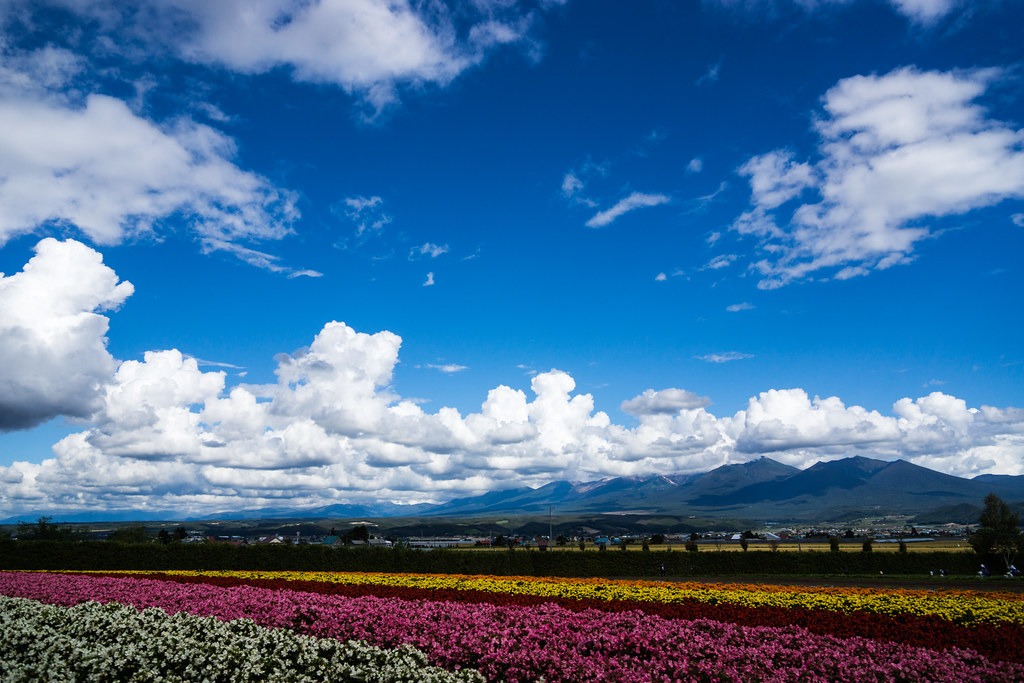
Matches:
[5,456,1023,524]
[417,456,1024,522]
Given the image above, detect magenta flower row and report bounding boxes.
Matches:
[2,571,1020,683]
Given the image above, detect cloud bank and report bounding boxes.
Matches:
[733,67,1024,288]
[1,239,1022,517]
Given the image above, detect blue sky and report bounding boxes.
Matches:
[1,0,1022,518]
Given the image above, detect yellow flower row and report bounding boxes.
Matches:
[97,570,1024,626]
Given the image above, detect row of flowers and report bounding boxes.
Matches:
[89,569,1024,626]
[3,571,1022,682]
[0,593,483,682]
[79,570,1024,666]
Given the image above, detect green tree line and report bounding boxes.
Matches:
[0,538,985,577]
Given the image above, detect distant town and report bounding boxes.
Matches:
[56,521,971,551]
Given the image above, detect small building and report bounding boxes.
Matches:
[407,537,477,549]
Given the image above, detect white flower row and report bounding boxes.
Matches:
[0,595,485,682]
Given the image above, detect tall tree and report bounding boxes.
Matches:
[15,516,74,541]
[970,493,1023,570]
[108,525,150,544]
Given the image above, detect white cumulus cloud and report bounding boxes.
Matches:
[0,92,299,251]
[86,350,225,460]
[13,0,542,117]
[0,238,133,430]
[622,389,712,416]
[734,67,1024,288]
[269,322,402,436]
[735,388,900,455]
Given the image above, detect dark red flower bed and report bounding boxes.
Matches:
[84,572,1024,665]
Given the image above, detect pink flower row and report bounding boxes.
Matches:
[3,571,1020,683]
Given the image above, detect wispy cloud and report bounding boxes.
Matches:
[411,242,449,259]
[887,0,961,24]
[726,302,755,312]
[340,195,392,236]
[696,181,728,204]
[561,171,584,198]
[189,357,245,370]
[708,0,962,25]
[645,128,667,144]
[560,169,598,207]
[687,157,704,173]
[679,182,728,217]
[655,269,685,282]
[423,272,435,287]
[288,269,324,279]
[202,240,321,278]
[696,351,753,363]
[586,192,671,228]
[696,62,720,86]
[703,254,738,270]
[422,363,469,374]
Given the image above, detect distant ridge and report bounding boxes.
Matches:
[4,456,1023,524]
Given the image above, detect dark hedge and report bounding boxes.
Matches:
[0,539,983,577]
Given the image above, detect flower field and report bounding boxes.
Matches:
[130,569,1024,625]
[0,594,482,682]
[3,570,1023,682]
